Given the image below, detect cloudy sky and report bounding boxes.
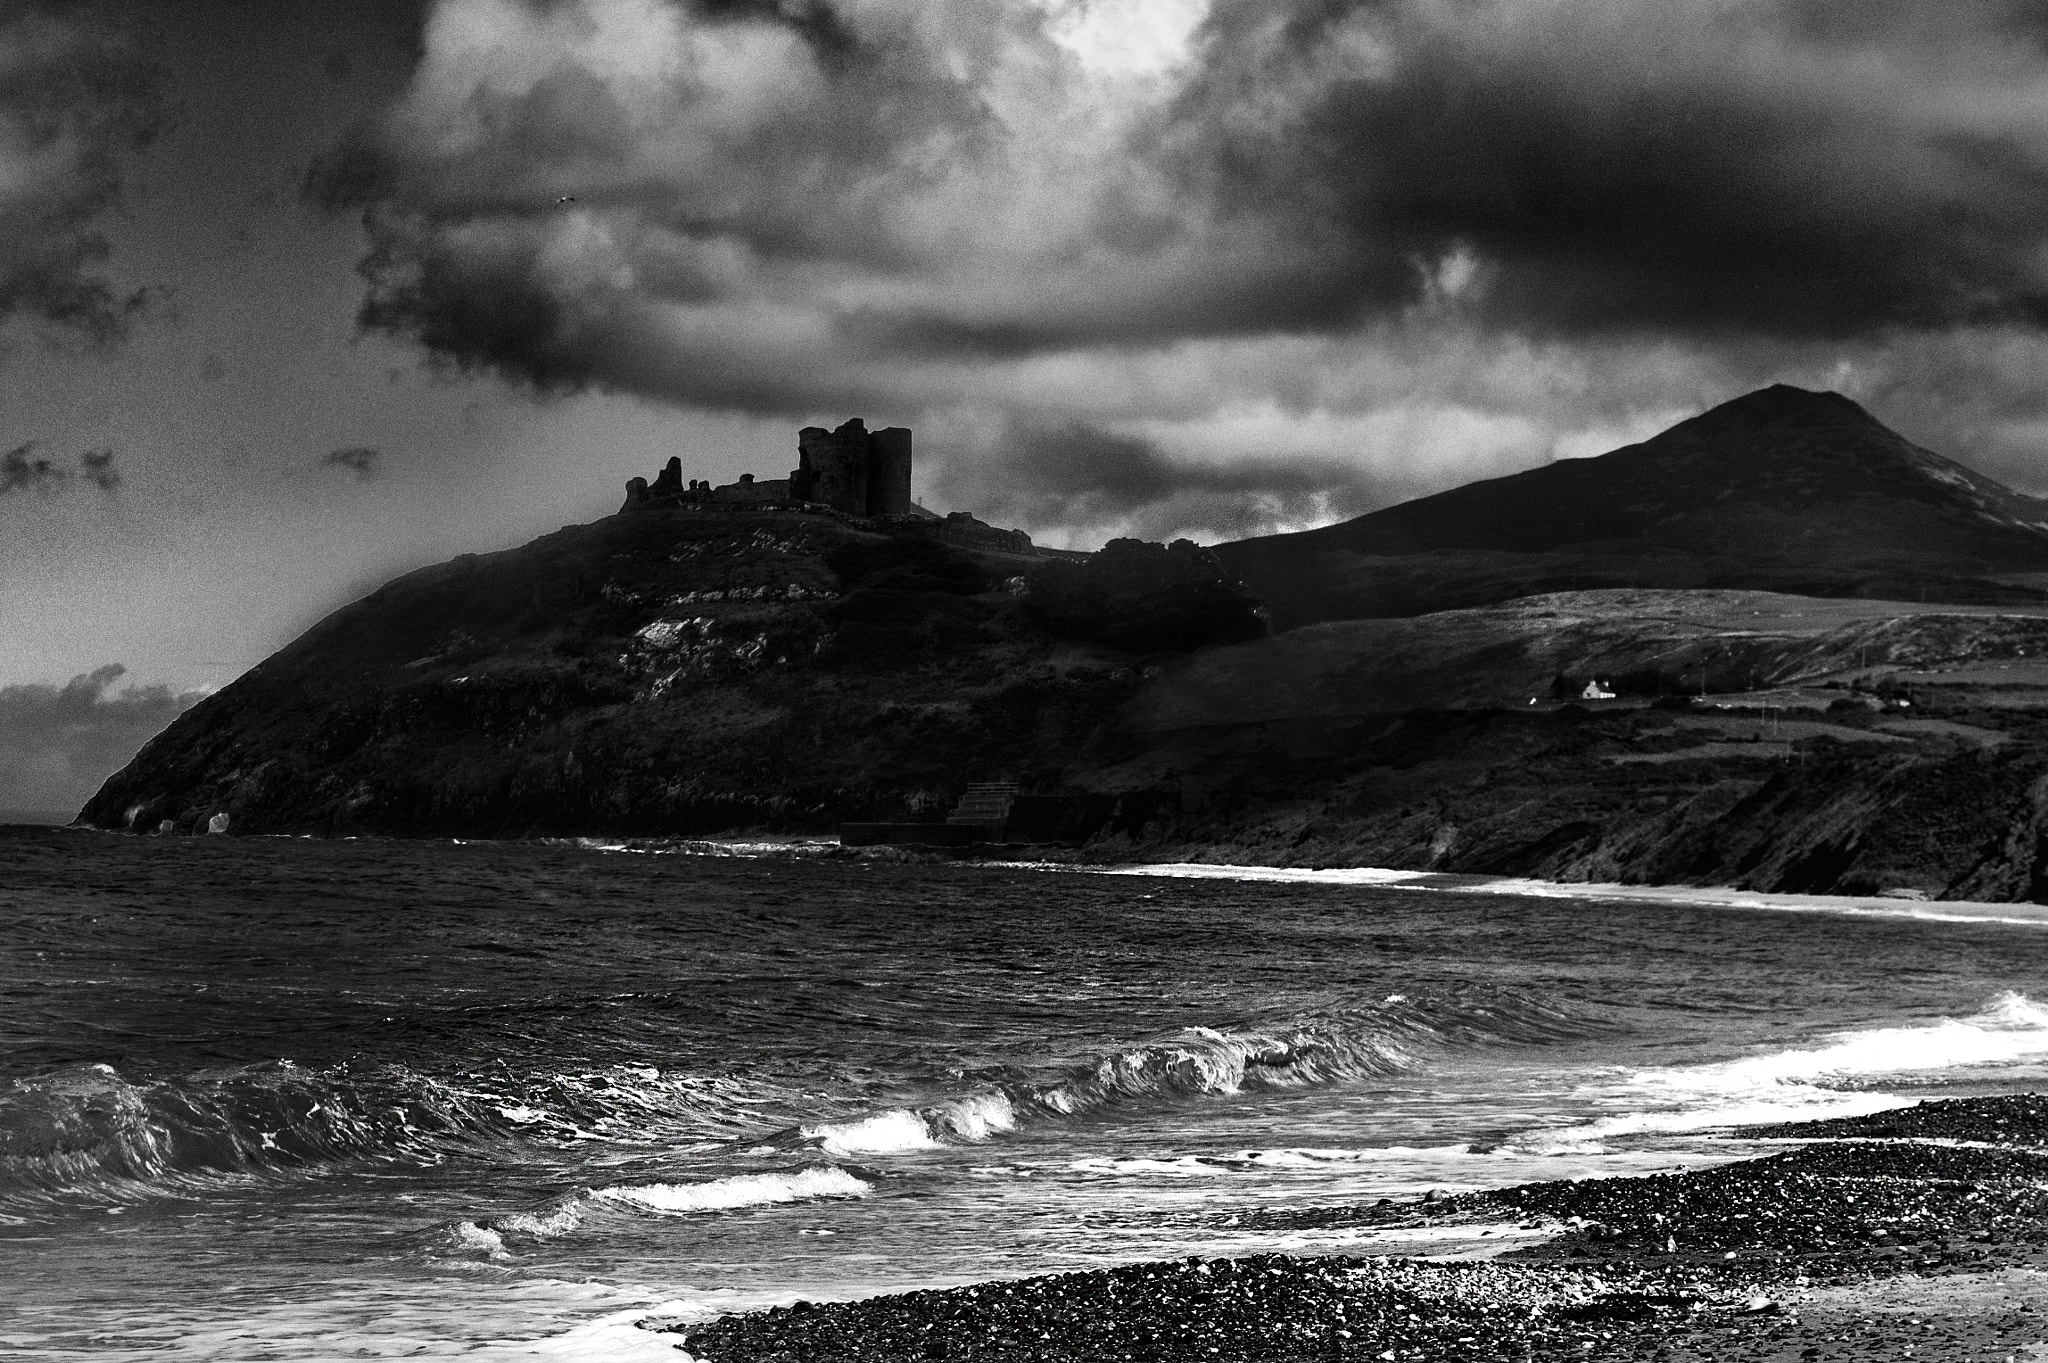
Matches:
[12,0,2048,808]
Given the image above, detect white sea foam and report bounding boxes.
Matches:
[592,1166,869,1214]
[1071,1143,1482,1176]
[1523,991,2048,1150]
[471,1292,763,1362]
[803,1108,940,1155]
[1028,1025,1396,1116]
[1230,1143,1481,1166]
[1103,863,1427,888]
[794,1024,1420,1163]
[520,1302,705,1362]
[495,1203,587,1238]
[930,1091,1018,1142]
[1095,861,2048,927]
[448,1220,512,1260]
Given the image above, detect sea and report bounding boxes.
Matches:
[8,829,2048,1360]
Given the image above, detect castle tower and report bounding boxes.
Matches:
[794,419,869,513]
[790,418,913,517]
[867,427,912,517]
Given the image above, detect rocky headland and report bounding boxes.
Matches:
[77,386,2048,903]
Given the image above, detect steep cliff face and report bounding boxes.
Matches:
[80,511,1146,837]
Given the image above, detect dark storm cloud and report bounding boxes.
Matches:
[1,441,69,494]
[0,664,204,813]
[79,447,118,490]
[1165,0,2048,341]
[311,0,2048,430]
[0,3,169,348]
[0,440,119,495]
[832,254,1397,361]
[290,0,2048,553]
[945,420,1385,545]
[309,2,985,233]
[688,0,859,63]
[306,0,998,408]
[319,445,383,479]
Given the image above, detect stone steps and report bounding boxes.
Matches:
[946,783,1019,837]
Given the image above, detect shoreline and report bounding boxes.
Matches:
[28,823,2048,926]
[666,1095,2048,1362]
[1087,861,2048,928]
[544,831,2048,928]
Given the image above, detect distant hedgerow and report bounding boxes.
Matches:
[1024,538,1268,654]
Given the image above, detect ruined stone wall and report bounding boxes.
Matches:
[625,419,912,517]
[712,474,791,504]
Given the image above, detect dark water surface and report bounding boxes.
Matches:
[6,829,2048,1359]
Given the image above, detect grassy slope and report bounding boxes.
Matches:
[80,525,2048,902]
[80,510,1141,837]
[1090,589,2048,901]
[1217,386,2048,628]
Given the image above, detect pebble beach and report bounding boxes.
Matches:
[669,1095,2048,1362]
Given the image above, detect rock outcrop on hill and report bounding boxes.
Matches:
[75,389,2048,902]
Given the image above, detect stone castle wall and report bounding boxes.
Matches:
[794,422,868,513]
[792,418,913,517]
[624,418,913,518]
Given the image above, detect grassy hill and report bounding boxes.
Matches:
[1093,587,2048,900]
[1218,386,2048,627]
[77,387,2048,903]
[79,511,1145,837]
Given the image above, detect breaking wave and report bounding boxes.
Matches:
[3,989,1596,1204]
[445,1166,869,1250]
[0,1059,788,1207]
[798,989,1602,1157]
[594,1166,870,1213]
[1522,991,2048,1150]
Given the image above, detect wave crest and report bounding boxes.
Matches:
[594,1166,870,1213]
[0,1059,787,1207]
[794,989,1600,1157]
[1523,990,2048,1150]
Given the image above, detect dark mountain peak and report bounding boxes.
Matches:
[1216,385,2048,627]
[1645,385,1906,471]
[1683,384,1876,433]
[1630,387,2033,517]
[1354,383,2040,545]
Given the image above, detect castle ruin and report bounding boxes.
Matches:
[622,417,913,518]
[621,418,1042,554]
[793,419,913,518]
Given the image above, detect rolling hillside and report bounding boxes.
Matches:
[76,386,2048,903]
[1218,386,2048,627]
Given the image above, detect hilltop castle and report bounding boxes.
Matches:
[623,417,913,518]
[621,418,1043,554]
